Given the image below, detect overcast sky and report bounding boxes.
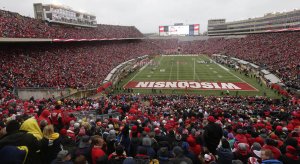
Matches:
[1,0,299,33]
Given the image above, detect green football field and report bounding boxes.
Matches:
[116,55,280,98]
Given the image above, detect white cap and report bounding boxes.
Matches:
[178,118,183,123]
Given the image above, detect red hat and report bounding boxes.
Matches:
[270,133,278,140]
[144,127,150,133]
[154,128,160,134]
[208,116,215,123]
[276,126,282,132]
[286,145,297,155]
[60,128,67,136]
[131,125,138,132]
[255,137,264,146]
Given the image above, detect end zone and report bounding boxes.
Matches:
[124,81,258,91]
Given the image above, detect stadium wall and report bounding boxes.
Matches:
[17,88,72,100]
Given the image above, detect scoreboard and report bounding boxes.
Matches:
[159,24,200,36]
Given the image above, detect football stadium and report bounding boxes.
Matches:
[0,1,299,164]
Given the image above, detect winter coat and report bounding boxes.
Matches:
[20,118,43,140]
[91,147,106,164]
[0,130,41,164]
[217,147,233,164]
[261,159,283,164]
[187,135,201,156]
[40,133,62,163]
[170,155,193,164]
[280,154,300,164]
[137,145,156,158]
[204,122,223,153]
[128,137,141,157]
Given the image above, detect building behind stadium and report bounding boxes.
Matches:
[33,3,97,28]
[208,9,300,36]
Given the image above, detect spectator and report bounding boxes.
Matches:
[0,120,41,164]
[91,135,106,164]
[74,155,88,164]
[171,146,193,164]
[216,139,234,164]
[75,135,92,163]
[41,125,62,163]
[279,145,300,164]
[108,145,127,164]
[20,117,43,140]
[203,116,223,154]
[261,149,283,164]
[233,143,250,164]
[51,150,72,164]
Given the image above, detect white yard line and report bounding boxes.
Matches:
[177,60,179,80]
[193,59,196,80]
[216,63,229,71]
[169,59,174,80]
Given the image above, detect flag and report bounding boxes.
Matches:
[159,26,164,32]
[194,24,199,31]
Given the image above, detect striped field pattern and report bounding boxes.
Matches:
[118,55,280,98]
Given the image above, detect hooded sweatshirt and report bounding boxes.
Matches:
[38,110,51,125]
[20,118,43,140]
[41,132,61,164]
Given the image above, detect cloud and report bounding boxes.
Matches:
[1,0,299,33]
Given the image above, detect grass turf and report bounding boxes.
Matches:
[115,55,281,98]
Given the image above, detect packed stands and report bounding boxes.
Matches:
[0,94,299,163]
[179,32,300,90]
[0,10,143,39]
[149,39,179,54]
[0,41,159,89]
[0,8,300,164]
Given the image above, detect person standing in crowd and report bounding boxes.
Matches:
[216,138,234,164]
[203,116,223,155]
[41,125,62,163]
[91,135,106,164]
[0,120,41,164]
[20,117,43,141]
[52,105,64,131]
[108,145,127,164]
[51,150,73,164]
[171,146,193,164]
[75,135,92,163]
[279,145,300,164]
[261,149,283,164]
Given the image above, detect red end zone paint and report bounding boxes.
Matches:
[124,81,257,91]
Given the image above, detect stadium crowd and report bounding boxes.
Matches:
[0,10,143,39]
[0,40,159,89]
[179,32,300,90]
[0,8,300,164]
[0,94,299,164]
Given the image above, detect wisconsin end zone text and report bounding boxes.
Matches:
[124,81,257,91]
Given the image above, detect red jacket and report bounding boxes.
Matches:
[92,147,106,164]
[187,135,201,156]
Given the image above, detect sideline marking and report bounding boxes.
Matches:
[203,55,258,91]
